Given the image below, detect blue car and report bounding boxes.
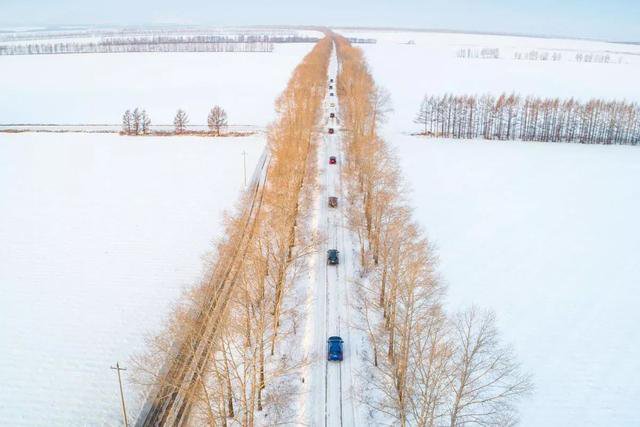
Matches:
[327,249,339,265]
[327,336,344,361]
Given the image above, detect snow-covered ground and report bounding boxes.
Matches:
[337,29,640,135]
[0,43,314,126]
[0,132,265,426]
[393,137,640,426]
[343,29,640,425]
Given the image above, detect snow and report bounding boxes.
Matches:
[0,132,265,426]
[392,137,640,426]
[0,43,314,126]
[299,46,363,427]
[335,29,640,135]
[343,28,640,425]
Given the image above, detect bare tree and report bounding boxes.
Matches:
[141,110,151,135]
[448,307,532,427]
[131,35,333,425]
[414,95,430,135]
[335,33,533,427]
[121,110,132,135]
[208,105,229,136]
[371,85,393,128]
[132,108,141,135]
[174,109,189,134]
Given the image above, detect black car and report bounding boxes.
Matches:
[330,112,335,119]
[328,128,334,134]
[327,249,339,265]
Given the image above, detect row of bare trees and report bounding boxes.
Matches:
[101,34,319,45]
[121,106,228,135]
[121,108,151,135]
[415,93,640,145]
[0,40,274,55]
[132,36,332,425]
[0,28,318,42]
[335,34,532,426]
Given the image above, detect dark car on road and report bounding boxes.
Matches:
[330,78,334,83]
[327,249,339,265]
[327,336,344,361]
[328,128,334,134]
[329,156,336,164]
[328,196,338,208]
[329,112,335,119]
[329,85,333,89]
[330,93,334,96]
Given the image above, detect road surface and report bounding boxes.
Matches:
[307,42,358,427]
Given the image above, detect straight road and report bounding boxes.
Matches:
[308,42,357,427]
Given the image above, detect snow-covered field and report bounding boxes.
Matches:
[393,137,640,426]
[3,26,639,425]
[0,132,265,425]
[0,43,313,126]
[345,29,640,426]
[337,29,640,135]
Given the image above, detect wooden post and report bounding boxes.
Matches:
[242,150,247,188]
[110,362,129,427]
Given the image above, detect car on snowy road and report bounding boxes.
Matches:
[330,112,335,119]
[327,249,339,265]
[328,128,334,134]
[327,336,344,361]
[329,156,336,164]
[328,196,338,208]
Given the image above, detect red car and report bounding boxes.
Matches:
[329,156,337,164]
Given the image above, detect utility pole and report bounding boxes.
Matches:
[242,150,247,187]
[110,362,129,427]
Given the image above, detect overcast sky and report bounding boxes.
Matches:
[2,0,639,42]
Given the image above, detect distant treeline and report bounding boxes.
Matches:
[0,29,319,43]
[457,47,623,64]
[0,34,324,56]
[415,93,640,145]
[456,48,500,59]
[0,41,274,55]
[346,37,377,44]
[101,34,319,45]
